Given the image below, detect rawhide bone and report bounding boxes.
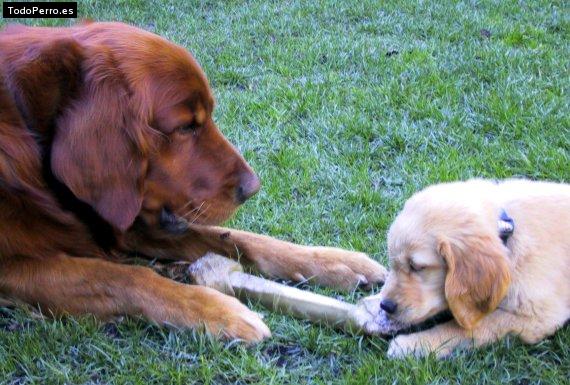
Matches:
[187,253,389,335]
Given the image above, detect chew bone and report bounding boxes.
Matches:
[188,253,387,335]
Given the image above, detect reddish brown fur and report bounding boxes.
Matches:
[0,22,386,341]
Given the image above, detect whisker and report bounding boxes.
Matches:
[179,199,194,212]
[182,201,205,218]
[189,203,210,225]
[182,204,201,219]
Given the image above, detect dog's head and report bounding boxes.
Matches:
[378,181,511,331]
[3,22,259,233]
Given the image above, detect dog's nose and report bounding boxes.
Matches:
[236,171,261,203]
[380,299,398,314]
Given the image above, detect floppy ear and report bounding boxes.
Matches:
[51,45,147,232]
[3,34,84,133]
[438,233,511,330]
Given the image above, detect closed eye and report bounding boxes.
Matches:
[409,260,425,273]
[178,121,200,134]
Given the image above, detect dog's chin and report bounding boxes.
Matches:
[390,310,454,337]
[375,312,411,335]
[183,200,239,226]
[157,203,239,232]
[377,308,453,337]
[192,209,235,226]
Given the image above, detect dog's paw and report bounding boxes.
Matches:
[387,334,427,358]
[388,333,457,359]
[159,285,271,343]
[287,247,387,291]
[201,292,271,343]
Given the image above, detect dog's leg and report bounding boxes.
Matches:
[125,225,387,291]
[387,309,551,358]
[387,320,469,358]
[181,225,386,291]
[0,254,269,342]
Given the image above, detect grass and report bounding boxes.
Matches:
[1,0,569,383]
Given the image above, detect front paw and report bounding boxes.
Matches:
[388,334,428,358]
[159,285,271,343]
[201,289,272,343]
[388,333,456,359]
[289,247,387,291]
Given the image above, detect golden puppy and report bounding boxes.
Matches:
[362,179,570,358]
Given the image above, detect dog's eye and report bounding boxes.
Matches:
[409,261,424,272]
[179,121,200,134]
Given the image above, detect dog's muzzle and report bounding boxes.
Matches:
[159,207,189,235]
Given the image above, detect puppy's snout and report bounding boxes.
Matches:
[380,299,398,314]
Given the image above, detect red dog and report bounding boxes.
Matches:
[0,22,386,341]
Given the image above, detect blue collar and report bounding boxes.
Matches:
[498,209,515,245]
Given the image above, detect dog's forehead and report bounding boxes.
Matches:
[144,57,215,116]
[93,24,214,110]
[390,188,472,241]
[387,210,424,252]
[387,229,420,262]
[387,202,445,265]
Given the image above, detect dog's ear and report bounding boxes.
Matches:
[51,44,148,232]
[438,233,511,330]
[3,33,84,132]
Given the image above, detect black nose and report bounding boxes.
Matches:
[236,171,261,203]
[380,299,398,314]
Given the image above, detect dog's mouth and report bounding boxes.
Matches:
[157,204,236,234]
[392,310,453,336]
[379,310,454,338]
[159,207,190,235]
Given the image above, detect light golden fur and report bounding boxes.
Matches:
[364,179,570,358]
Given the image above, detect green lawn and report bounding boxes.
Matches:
[1,0,569,384]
